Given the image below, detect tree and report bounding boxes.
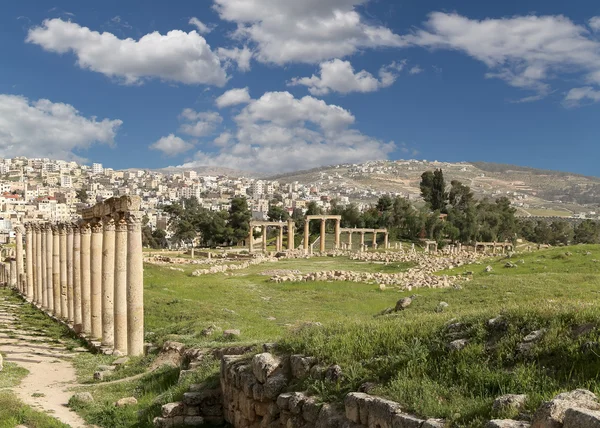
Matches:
[550,220,573,245]
[267,204,289,222]
[76,188,88,202]
[574,220,600,244]
[228,197,251,244]
[420,169,447,212]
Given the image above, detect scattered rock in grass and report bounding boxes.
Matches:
[435,302,449,312]
[93,371,105,381]
[448,339,468,351]
[115,397,137,407]
[395,297,412,311]
[97,365,116,372]
[532,389,600,427]
[493,394,528,414]
[223,329,240,339]
[324,364,342,383]
[358,382,377,393]
[505,262,518,268]
[201,325,216,337]
[113,357,129,366]
[485,265,493,272]
[485,420,530,428]
[71,392,94,403]
[266,316,276,321]
[523,329,546,343]
[563,407,600,428]
[379,284,386,291]
[571,323,596,338]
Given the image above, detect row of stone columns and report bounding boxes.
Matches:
[11,196,144,356]
[248,220,295,253]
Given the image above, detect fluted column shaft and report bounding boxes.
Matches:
[372,232,377,249]
[126,213,144,356]
[52,225,61,317]
[320,219,326,253]
[261,226,267,252]
[10,258,16,288]
[114,217,128,354]
[35,225,43,304]
[80,223,92,335]
[59,224,68,318]
[101,217,116,347]
[46,227,54,313]
[15,226,24,294]
[303,221,309,254]
[90,220,103,339]
[66,225,74,323]
[277,226,283,252]
[287,220,294,251]
[248,227,253,253]
[40,225,47,309]
[73,225,82,328]
[334,220,340,250]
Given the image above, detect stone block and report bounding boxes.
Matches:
[183,416,205,426]
[493,395,528,414]
[185,406,200,416]
[252,353,282,384]
[277,392,294,410]
[392,413,425,428]
[367,396,400,428]
[563,407,600,428]
[152,417,173,428]
[290,354,316,379]
[422,419,446,428]
[303,398,321,423]
[344,392,365,423]
[485,421,531,428]
[263,373,288,400]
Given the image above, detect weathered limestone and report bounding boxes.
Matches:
[25,223,33,301]
[90,220,103,338]
[52,224,61,317]
[73,224,82,328]
[114,216,128,354]
[126,211,144,356]
[45,225,53,313]
[17,196,144,356]
[101,217,116,347]
[303,221,310,254]
[80,222,92,335]
[59,224,68,319]
[15,225,24,293]
[287,219,294,251]
[66,224,74,322]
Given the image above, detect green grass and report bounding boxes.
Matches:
[144,256,415,347]
[276,245,600,426]
[0,392,69,428]
[0,361,29,388]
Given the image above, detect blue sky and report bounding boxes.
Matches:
[1,0,600,175]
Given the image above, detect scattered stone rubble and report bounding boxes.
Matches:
[270,250,486,290]
[191,255,279,276]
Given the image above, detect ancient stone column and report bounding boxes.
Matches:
[384,233,389,249]
[126,212,144,356]
[334,220,340,250]
[101,217,116,347]
[372,231,377,249]
[248,226,253,253]
[80,222,92,335]
[59,224,68,319]
[10,258,16,288]
[66,224,74,323]
[39,224,47,309]
[25,223,34,302]
[52,225,61,317]
[114,215,128,354]
[360,232,365,249]
[45,225,53,313]
[261,226,267,252]
[15,225,24,294]
[277,226,283,252]
[320,219,326,253]
[90,220,103,339]
[73,224,82,328]
[303,221,310,254]
[287,220,294,251]
[347,232,353,250]
[35,224,43,304]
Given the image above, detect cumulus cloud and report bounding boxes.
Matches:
[178,110,223,137]
[150,134,194,156]
[27,18,227,86]
[215,87,252,108]
[217,46,253,71]
[0,94,121,160]
[178,91,395,173]
[409,65,423,75]
[589,17,600,31]
[289,59,405,95]
[563,86,600,107]
[212,0,405,64]
[405,12,600,103]
[189,17,213,34]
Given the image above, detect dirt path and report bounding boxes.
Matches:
[0,296,90,427]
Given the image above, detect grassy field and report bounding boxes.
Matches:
[5,245,600,427]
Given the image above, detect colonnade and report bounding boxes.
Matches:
[474,241,513,254]
[303,215,342,254]
[10,196,144,356]
[248,220,294,253]
[339,228,389,252]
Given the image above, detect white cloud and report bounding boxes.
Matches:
[563,86,600,107]
[149,134,194,156]
[215,87,251,108]
[589,17,600,31]
[179,91,395,173]
[289,59,404,95]
[217,46,253,71]
[189,17,213,34]
[405,12,600,102]
[178,110,223,137]
[27,18,227,86]
[213,0,405,64]
[409,65,423,74]
[0,94,121,160]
